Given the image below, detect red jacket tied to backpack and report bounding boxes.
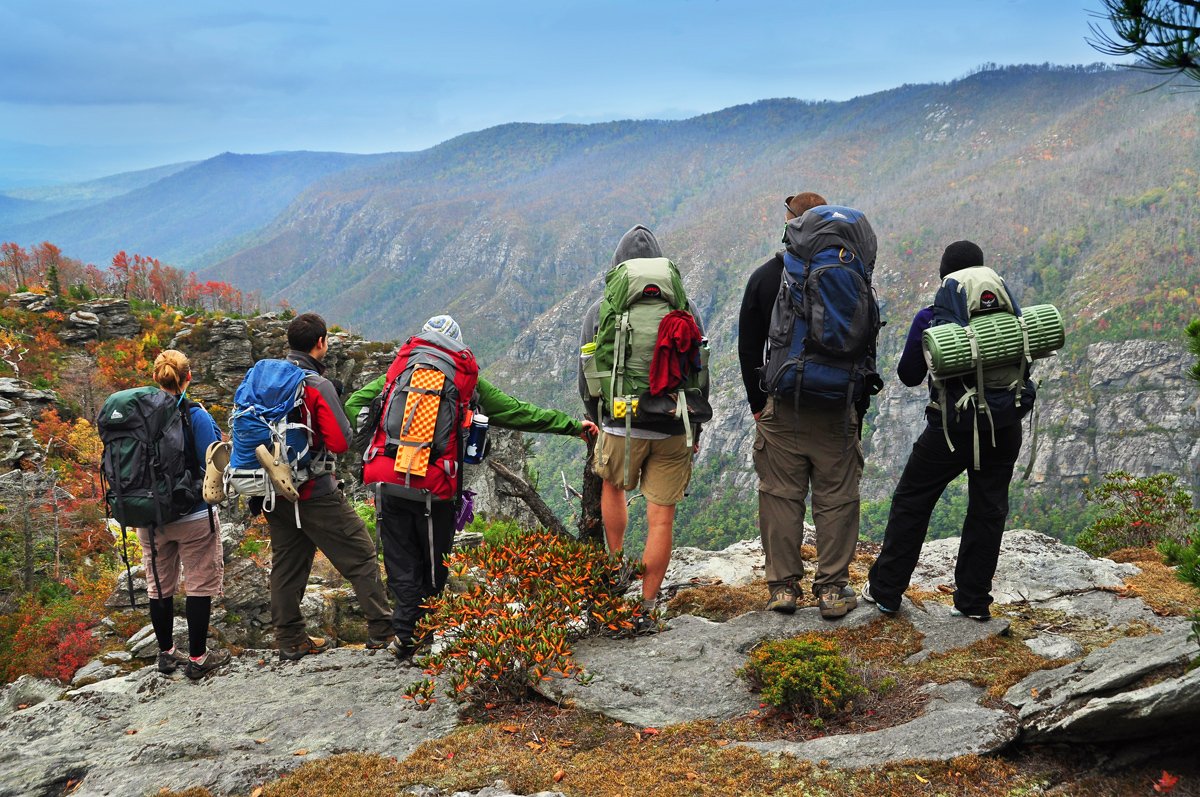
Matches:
[361,332,479,501]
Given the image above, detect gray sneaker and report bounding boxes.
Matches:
[766,584,799,614]
[817,584,858,620]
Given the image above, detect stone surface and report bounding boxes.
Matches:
[70,661,123,688]
[0,650,458,797]
[1025,633,1085,660]
[742,681,1018,768]
[539,608,878,728]
[902,600,1011,663]
[908,530,1137,603]
[665,537,770,588]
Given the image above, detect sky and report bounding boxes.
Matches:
[0,0,1131,187]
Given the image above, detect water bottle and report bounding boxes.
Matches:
[464,412,489,464]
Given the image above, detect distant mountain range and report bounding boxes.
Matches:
[0,152,409,268]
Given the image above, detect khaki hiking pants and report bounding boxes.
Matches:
[753,396,863,594]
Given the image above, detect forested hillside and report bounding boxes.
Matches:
[4,64,1198,553]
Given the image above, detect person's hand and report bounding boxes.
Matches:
[580,420,599,440]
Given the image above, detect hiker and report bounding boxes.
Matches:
[863,241,1035,620]
[738,193,883,619]
[257,313,395,659]
[348,315,598,661]
[137,350,230,679]
[578,225,710,627]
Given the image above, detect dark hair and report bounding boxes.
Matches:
[287,312,327,352]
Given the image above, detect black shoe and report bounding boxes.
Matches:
[185,648,231,680]
[156,648,188,674]
[279,636,330,661]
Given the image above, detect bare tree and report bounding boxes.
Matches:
[1089,0,1200,84]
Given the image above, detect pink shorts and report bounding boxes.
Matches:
[136,510,224,599]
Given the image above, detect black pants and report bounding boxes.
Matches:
[378,494,455,644]
[868,421,1021,615]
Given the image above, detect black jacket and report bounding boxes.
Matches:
[737,252,785,415]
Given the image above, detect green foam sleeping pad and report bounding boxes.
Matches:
[923,304,1064,378]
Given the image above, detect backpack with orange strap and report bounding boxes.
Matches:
[361,330,479,503]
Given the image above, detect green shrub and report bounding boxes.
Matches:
[1075,471,1199,557]
[1160,534,1200,591]
[472,516,523,546]
[739,633,865,720]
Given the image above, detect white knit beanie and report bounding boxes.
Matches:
[422,314,462,343]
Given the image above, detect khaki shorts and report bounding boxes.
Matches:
[595,431,693,506]
[136,509,224,599]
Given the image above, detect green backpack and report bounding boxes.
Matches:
[589,256,688,408]
[582,257,710,485]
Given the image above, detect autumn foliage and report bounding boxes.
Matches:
[407,526,646,708]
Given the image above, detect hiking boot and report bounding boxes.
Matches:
[365,634,395,651]
[255,442,299,503]
[861,581,898,614]
[950,606,992,621]
[185,648,231,680]
[816,584,857,620]
[387,638,418,662]
[279,636,330,661]
[765,584,799,614]
[632,611,661,635]
[156,647,189,674]
[203,440,231,504]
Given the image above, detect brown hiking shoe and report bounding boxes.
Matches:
[185,648,232,680]
[766,584,799,614]
[279,636,330,661]
[255,442,299,502]
[365,634,395,651]
[817,584,858,620]
[156,647,189,674]
[203,440,231,504]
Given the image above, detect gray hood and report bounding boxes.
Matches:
[611,224,662,267]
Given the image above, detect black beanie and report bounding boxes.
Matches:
[939,240,984,279]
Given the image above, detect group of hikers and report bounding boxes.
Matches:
[100,189,1041,679]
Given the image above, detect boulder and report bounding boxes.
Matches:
[0,649,459,797]
[77,298,141,339]
[1025,633,1085,660]
[4,292,53,312]
[908,530,1136,603]
[1005,619,1198,742]
[57,311,101,344]
[742,681,1018,768]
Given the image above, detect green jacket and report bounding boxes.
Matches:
[345,374,582,437]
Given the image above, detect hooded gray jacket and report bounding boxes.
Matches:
[577,225,706,436]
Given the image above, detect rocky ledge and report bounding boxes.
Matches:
[0,531,1196,796]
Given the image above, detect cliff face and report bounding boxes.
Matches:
[866,339,1200,500]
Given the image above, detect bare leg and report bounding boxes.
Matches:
[601,479,628,554]
[641,500,676,603]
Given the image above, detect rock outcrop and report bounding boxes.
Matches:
[3,530,1194,795]
[0,377,54,469]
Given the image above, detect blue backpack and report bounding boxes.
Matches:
[762,205,883,412]
[225,359,316,515]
